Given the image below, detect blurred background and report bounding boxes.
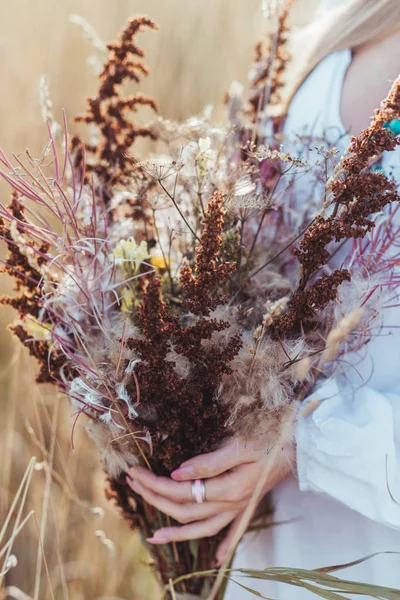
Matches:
[0,1,315,598]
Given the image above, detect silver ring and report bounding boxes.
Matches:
[200,479,206,503]
[191,480,197,503]
[201,479,206,502]
[191,479,207,503]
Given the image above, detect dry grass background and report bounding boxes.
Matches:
[0,2,315,598]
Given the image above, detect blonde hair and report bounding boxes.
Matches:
[283,0,400,110]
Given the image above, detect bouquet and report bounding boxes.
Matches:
[1,6,400,598]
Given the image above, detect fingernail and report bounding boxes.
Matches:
[147,536,168,544]
[171,465,195,480]
[126,476,140,494]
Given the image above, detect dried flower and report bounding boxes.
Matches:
[295,356,311,382]
[180,191,235,316]
[322,308,364,363]
[248,0,293,120]
[74,16,159,202]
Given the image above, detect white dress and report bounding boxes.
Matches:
[226,47,400,599]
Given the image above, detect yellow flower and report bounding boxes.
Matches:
[150,255,168,270]
[120,286,134,312]
[112,238,149,274]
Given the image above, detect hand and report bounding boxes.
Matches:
[127,437,294,564]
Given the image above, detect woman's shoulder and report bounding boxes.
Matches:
[341,30,400,135]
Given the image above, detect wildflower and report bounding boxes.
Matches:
[137,156,183,180]
[74,16,159,195]
[112,238,149,274]
[150,254,168,270]
[228,175,273,218]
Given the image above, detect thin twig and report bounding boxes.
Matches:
[158,180,200,243]
[32,513,55,600]
[249,218,315,280]
[168,578,177,600]
[33,399,58,600]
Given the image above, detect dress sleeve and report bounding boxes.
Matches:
[296,148,400,528]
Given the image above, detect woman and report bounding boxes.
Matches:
[127,1,400,597]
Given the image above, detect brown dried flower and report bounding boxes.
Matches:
[180,191,236,316]
[272,78,400,336]
[248,0,293,120]
[74,16,159,195]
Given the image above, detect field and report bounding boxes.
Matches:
[0,2,314,598]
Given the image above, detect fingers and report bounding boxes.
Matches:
[127,477,243,524]
[171,439,255,481]
[129,463,261,504]
[129,465,233,503]
[147,511,238,544]
[128,467,193,502]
